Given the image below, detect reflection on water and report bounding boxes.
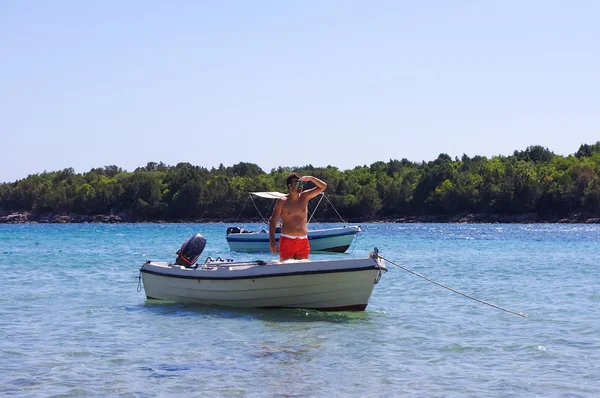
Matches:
[141,300,374,324]
[1,223,599,397]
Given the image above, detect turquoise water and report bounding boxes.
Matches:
[1,223,599,397]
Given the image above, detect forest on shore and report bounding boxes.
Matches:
[1,143,600,224]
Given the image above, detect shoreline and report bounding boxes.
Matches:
[1,211,599,224]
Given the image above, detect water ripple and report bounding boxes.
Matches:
[1,223,599,397]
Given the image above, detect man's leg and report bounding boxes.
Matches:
[279,236,294,261]
[294,238,310,260]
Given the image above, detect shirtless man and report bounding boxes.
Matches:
[269,173,327,260]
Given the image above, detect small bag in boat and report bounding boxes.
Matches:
[226,226,248,235]
[175,233,206,266]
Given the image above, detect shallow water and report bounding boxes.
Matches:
[1,223,599,397]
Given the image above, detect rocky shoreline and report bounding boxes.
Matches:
[1,211,599,224]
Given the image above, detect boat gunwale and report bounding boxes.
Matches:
[226,227,359,242]
[140,264,384,281]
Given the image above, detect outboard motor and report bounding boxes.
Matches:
[226,226,247,235]
[226,226,241,235]
[175,233,206,267]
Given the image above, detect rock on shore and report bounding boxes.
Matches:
[0,212,124,224]
[1,211,599,224]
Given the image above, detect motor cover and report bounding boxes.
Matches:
[175,233,206,266]
[226,226,248,235]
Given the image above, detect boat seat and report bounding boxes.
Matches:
[280,259,311,264]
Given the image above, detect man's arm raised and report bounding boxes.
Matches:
[299,176,327,200]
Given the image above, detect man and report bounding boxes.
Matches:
[269,173,327,260]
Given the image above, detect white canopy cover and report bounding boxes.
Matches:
[249,192,287,199]
[249,191,324,200]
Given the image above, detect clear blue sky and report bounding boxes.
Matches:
[1,1,598,183]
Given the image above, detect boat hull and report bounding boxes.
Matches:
[226,226,361,253]
[140,255,386,311]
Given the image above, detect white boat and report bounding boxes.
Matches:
[226,192,362,253]
[139,248,386,311]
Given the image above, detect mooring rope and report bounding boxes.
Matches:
[323,194,348,224]
[234,196,249,223]
[308,194,325,225]
[377,254,527,318]
[347,226,362,254]
[249,195,270,225]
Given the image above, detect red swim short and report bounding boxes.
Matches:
[279,235,310,260]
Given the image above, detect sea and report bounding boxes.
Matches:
[0,222,599,397]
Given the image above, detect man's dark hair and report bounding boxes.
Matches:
[286,173,301,187]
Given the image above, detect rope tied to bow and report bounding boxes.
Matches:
[375,253,527,318]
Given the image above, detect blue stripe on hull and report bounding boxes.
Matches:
[227,229,357,243]
[140,265,377,281]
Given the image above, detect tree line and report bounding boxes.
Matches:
[1,143,599,222]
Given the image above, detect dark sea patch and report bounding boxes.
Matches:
[1,223,599,397]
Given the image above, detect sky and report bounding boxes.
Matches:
[1,1,599,183]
